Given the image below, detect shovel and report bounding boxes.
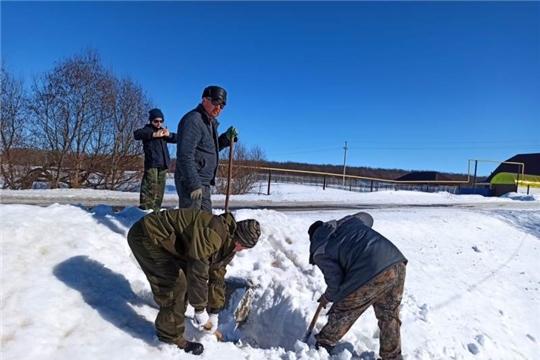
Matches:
[201,277,256,342]
[302,302,325,343]
[224,136,234,212]
[224,277,257,326]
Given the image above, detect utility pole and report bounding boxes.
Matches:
[342,141,348,186]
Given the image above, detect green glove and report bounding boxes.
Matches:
[225,126,239,140]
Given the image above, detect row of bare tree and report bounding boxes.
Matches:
[2,48,269,194]
[1,49,153,190]
[6,48,450,194]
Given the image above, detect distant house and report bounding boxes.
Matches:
[393,171,466,194]
[484,153,540,196]
[394,171,461,183]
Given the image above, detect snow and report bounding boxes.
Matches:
[1,184,539,360]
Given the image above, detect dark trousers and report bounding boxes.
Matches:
[127,221,188,345]
[175,178,212,212]
[139,168,167,212]
[316,262,406,360]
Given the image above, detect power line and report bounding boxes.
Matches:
[346,140,538,145]
[347,145,539,151]
[342,141,348,186]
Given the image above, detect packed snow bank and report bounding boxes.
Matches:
[2,202,539,360]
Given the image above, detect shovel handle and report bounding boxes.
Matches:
[224,138,234,212]
[303,302,325,341]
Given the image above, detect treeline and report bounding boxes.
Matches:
[2,48,469,191]
[209,159,468,182]
[261,161,410,180]
[1,49,152,190]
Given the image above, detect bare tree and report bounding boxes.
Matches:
[216,143,266,194]
[0,65,30,189]
[90,76,153,190]
[28,49,114,188]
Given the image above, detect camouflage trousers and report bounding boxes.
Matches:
[316,262,406,360]
[139,168,167,212]
[175,178,212,212]
[127,221,188,346]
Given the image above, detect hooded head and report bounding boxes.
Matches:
[235,219,261,248]
[307,212,374,265]
[307,220,333,265]
[307,220,323,240]
[351,212,374,228]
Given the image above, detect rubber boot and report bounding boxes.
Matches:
[315,341,335,354]
[177,339,204,355]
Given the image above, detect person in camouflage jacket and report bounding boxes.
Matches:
[308,212,407,360]
[127,208,261,356]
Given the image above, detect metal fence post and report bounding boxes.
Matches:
[267,170,272,195]
[472,160,478,194]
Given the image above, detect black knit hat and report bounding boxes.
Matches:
[202,86,227,103]
[148,108,164,122]
[235,219,261,248]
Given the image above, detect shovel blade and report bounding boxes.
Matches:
[302,331,311,343]
[224,277,257,326]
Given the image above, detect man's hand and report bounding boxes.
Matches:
[193,310,209,330]
[153,128,169,138]
[190,188,202,200]
[317,295,330,309]
[225,126,238,141]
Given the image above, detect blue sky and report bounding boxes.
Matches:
[2,1,539,175]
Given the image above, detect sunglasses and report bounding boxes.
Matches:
[152,119,164,123]
[207,97,226,108]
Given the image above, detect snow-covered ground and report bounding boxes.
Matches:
[1,185,539,360]
[1,182,538,209]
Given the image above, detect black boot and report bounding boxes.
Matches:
[179,340,204,355]
[315,341,335,354]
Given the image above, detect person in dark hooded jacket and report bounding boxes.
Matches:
[127,208,261,356]
[134,108,177,211]
[308,212,407,360]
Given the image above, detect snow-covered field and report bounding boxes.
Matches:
[1,185,539,360]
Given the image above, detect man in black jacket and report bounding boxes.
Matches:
[134,108,177,212]
[308,212,407,360]
[175,86,238,211]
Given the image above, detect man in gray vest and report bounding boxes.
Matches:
[308,212,407,360]
[175,86,238,211]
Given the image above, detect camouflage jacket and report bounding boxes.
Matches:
[140,209,237,313]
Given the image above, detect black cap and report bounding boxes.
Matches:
[202,86,227,103]
[148,108,164,122]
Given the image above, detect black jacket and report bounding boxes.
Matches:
[175,104,231,192]
[134,124,177,169]
[310,216,407,307]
